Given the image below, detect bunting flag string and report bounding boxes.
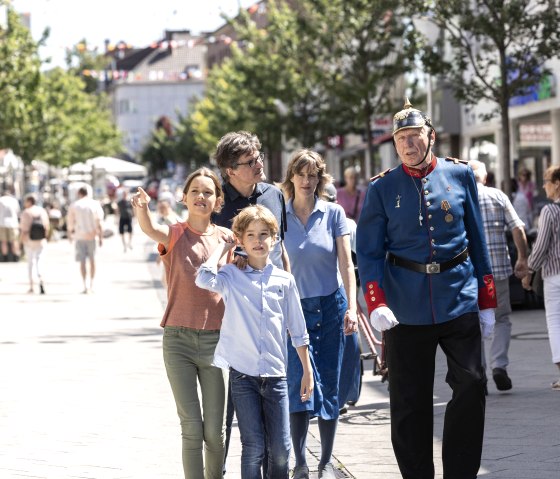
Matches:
[81,67,204,82]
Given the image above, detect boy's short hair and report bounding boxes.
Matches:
[232,205,279,239]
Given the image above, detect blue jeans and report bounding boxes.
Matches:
[230,369,290,479]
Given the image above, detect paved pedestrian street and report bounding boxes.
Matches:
[1,228,558,478]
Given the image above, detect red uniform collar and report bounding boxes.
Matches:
[402,155,436,178]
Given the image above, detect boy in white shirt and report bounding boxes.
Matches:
[196,205,313,479]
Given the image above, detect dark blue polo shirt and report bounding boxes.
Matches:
[213,181,287,267]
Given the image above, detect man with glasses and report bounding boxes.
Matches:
[212,131,290,476]
[213,130,289,270]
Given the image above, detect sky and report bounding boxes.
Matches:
[11,0,257,67]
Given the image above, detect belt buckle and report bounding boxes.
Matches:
[426,262,440,274]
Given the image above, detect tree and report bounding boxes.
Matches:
[409,0,560,195]
[40,67,122,167]
[64,39,112,94]
[305,0,419,170]
[173,113,211,170]
[0,4,122,169]
[191,1,328,180]
[0,4,46,165]
[141,116,176,177]
[191,1,420,178]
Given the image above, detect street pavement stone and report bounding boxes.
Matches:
[1,221,558,478]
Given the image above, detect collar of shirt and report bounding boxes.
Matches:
[223,182,264,201]
[243,262,274,274]
[286,196,327,216]
[402,154,437,178]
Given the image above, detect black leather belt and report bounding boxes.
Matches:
[388,248,469,274]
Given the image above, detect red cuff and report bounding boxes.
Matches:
[364,281,387,315]
[478,274,497,309]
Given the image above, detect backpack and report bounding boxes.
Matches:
[29,215,46,240]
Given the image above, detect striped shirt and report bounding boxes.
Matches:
[477,184,525,280]
[528,202,560,279]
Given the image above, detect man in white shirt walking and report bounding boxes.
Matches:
[0,185,21,261]
[66,187,104,293]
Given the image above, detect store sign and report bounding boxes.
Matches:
[510,74,556,107]
[519,123,552,143]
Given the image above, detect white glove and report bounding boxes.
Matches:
[479,309,495,339]
[369,306,399,332]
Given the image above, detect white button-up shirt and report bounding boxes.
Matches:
[195,262,309,377]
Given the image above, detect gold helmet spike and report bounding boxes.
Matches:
[392,97,432,135]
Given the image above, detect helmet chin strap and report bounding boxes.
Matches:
[407,127,434,168]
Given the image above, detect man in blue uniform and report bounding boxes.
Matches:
[356,100,497,479]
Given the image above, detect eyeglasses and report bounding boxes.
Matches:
[543,179,552,183]
[235,153,264,169]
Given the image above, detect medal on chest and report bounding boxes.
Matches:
[441,200,453,222]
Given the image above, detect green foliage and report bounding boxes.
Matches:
[408,0,560,193]
[40,68,122,167]
[412,0,560,110]
[190,0,417,174]
[0,5,45,164]
[65,40,112,94]
[0,5,122,167]
[173,112,211,170]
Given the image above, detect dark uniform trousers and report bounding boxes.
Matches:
[385,312,485,479]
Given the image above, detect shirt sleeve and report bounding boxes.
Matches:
[528,205,554,271]
[502,192,525,231]
[463,168,497,309]
[285,275,309,349]
[332,203,349,237]
[157,223,183,256]
[195,262,229,295]
[356,182,389,314]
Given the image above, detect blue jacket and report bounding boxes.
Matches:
[356,156,496,326]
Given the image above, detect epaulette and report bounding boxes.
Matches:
[369,168,392,182]
[445,156,469,165]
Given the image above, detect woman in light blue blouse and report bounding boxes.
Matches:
[281,149,358,479]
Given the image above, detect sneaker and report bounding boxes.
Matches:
[552,379,560,390]
[292,465,309,479]
[492,368,512,391]
[318,462,337,479]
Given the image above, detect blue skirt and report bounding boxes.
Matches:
[287,288,347,420]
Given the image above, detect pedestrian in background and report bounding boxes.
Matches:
[131,167,232,479]
[469,159,529,392]
[336,166,364,221]
[116,188,134,252]
[212,130,290,474]
[522,165,560,390]
[356,99,497,479]
[66,187,104,294]
[281,149,357,479]
[0,185,21,261]
[19,194,49,294]
[196,205,313,479]
[517,167,537,213]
